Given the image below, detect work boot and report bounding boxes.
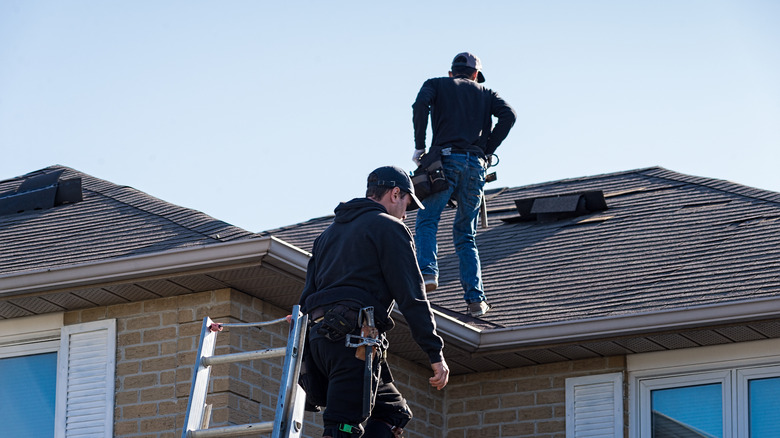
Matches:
[467,301,491,318]
[423,274,438,292]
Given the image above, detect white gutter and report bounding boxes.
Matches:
[437,295,780,353]
[5,234,778,355]
[0,236,309,297]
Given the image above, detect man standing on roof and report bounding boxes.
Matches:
[299,165,449,438]
[412,52,516,318]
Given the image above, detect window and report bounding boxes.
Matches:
[629,338,780,438]
[638,370,731,437]
[652,383,723,436]
[738,366,780,437]
[0,314,61,438]
[0,315,116,438]
[0,348,59,436]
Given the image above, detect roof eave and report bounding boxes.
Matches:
[437,295,780,352]
[0,236,309,297]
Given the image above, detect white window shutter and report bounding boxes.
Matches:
[566,372,623,438]
[55,319,116,438]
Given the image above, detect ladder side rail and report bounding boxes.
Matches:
[201,347,287,367]
[272,305,308,438]
[286,384,308,438]
[181,317,219,438]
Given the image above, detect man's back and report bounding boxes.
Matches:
[413,76,515,158]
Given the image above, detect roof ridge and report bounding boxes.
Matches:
[639,167,780,204]
[500,166,665,192]
[44,165,252,242]
[258,214,335,236]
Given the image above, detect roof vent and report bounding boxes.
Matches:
[0,169,83,216]
[507,190,608,223]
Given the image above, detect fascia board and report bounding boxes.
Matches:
[0,236,308,297]
[436,296,780,352]
[264,237,311,278]
[430,309,482,347]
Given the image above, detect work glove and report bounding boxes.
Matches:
[412,149,425,166]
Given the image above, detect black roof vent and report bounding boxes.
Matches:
[506,190,608,223]
[0,169,83,216]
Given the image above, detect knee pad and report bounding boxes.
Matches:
[386,403,413,429]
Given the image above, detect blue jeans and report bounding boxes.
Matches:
[414,152,486,304]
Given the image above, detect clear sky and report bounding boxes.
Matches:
[2,1,779,233]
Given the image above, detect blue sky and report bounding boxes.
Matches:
[2,1,779,232]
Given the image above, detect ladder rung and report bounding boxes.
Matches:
[188,421,273,438]
[201,347,286,367]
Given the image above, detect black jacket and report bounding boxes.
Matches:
[412,76,516,158]
[299,198,444,364]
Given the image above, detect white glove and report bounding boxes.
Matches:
[412,149,425,166]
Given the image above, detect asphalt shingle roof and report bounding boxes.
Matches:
[0,165,253,276]
[263,166,780,329]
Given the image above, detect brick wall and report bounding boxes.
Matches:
[444,356,626,438]
[65,290,625,437]
[65,288,309,437]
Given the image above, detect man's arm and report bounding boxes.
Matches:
[485,92,517,156]
[412,79,437,151]
[376,218,445,364]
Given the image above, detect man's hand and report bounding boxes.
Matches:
[429,359,449,390]
[412,149,425,166]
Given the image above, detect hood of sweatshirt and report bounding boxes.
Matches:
[333,198,386,224]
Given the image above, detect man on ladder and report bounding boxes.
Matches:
[299,165,450,438]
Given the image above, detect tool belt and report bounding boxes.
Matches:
[310,304,360,342]
[411,147,449,201]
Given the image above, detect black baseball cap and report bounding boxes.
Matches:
[452,52,485,83]
[367,166,425,211]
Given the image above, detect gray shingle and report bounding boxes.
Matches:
[266,166,780,329]
[0,165,254,276]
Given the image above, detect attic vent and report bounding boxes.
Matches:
[0,169,83,216]
[506,190,608,223]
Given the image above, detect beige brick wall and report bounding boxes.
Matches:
[444,356,626,438]
[65,290,625,437]
[65,288,308,437]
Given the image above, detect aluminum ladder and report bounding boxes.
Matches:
[181,305,308,438]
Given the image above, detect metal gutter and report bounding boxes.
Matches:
[5,233,778,355]
[0,236,309,297]
[437,295,780,353]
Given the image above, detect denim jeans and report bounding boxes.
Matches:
[414,152,486,304]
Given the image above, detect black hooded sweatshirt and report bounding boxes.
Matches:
[299,198,444,364]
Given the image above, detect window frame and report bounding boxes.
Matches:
[0,314,116,438]
[0,313,63,436]
[637,369,731,437]
[628,338,780,438]
[736,364,780,437]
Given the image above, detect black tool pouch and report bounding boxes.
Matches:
[317,307,357,342]
[412,147,449,201]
